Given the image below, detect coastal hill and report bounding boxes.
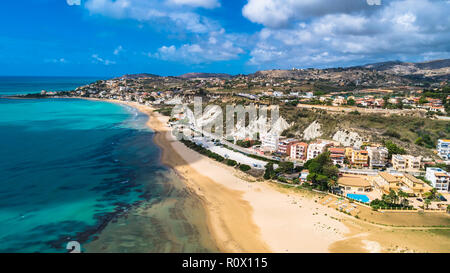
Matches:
[250,58,450,81]
[114,72,233,80]
[177,73,232,79]
[111,59,450,83]
[116,73,161,80]
[360,59,450,78]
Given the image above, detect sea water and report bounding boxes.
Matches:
[0,98,217,253]
[0,76,103,96]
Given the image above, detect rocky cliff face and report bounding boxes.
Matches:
[332,130,364,148]
[303,121,322,141]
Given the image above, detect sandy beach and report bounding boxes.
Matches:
[109,100,352,253]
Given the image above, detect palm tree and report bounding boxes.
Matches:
[424,199,431,210]
[388,190,398,205]
[327,179,337,190]
[398,190,408,207]
[429,188,437,200]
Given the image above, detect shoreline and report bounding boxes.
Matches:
[104,99,353,253]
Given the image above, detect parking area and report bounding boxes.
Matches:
[192,137,268,169]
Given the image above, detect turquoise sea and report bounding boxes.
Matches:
[0,78,217,253]
[0,76,103,95]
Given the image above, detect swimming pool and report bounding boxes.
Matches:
[346,193,370,203]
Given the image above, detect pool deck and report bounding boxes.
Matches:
[319,195,361,216]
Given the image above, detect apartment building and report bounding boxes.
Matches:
[277,139,300,156]
[425,168,450,192]
[307,141,330,160]
[290,142,308,160]
[261,133,279,152]
[402,174,433,197]
[366,146,388,168]
[437,139,450,160]
[345,148,369,168]
[329,148,345,166]
[392,155,422,172]
[375,172,413,195]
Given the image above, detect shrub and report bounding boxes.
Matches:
[239,164,251,172]
[226,159,237,166]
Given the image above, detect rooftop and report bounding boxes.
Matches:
[379,172,399,183]
[338,176,372,187]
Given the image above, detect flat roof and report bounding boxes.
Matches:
[338,176,372,187]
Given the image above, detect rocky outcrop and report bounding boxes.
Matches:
[332,130,364,148]
[303,121,322,141]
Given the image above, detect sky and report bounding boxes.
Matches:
[0,0,449,77]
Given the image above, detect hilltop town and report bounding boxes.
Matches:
[33,59,450,212]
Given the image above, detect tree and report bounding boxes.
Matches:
[264,163,275,180]
[305,152,339,191]
[239,164,251,172]
[388,190,398,205]
[398,190,409,206]
[278,161,294,174]
[383,95,390,108]
[347,98,356,106]
[384,140,406,158]
[424,199,431,210]
[418,96,428,104]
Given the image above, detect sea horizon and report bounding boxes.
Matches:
[0,76,107,96]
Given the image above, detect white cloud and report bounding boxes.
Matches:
[66,0,81,6]
[242,0,375,28]
[92,54,115,65]
[46,58,68,63]
[245,0,450,68]
[113,45,123,55]
[152,30,245,63]
[84,0,220,34]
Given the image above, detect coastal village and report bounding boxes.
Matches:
[38,67,450,215]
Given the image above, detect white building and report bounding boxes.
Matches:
[307,141,330,160]
[437,139,450,160]
[261,133,279,152]
[425,167,450,192]
[290,142,308,160]
[366,146,388,168]
[392,155,422,172]
[299,169,309,182]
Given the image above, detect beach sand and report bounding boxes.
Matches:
[113,100,352,253]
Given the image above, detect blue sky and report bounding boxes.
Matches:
[0,0,449,77]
